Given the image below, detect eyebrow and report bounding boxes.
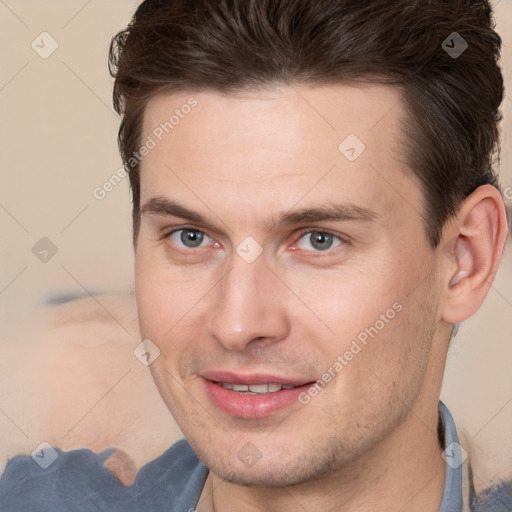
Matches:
[140,196,378,229]
[141,197,206,224]
[275,204,377,227]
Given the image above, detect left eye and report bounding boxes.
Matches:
[296,231,343,252]
[169,228,212,249]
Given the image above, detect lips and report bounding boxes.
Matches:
[201,371,315,418]
[201,371,312,387]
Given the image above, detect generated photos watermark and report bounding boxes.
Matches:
[298,302,403,405]
[93,97,198,201]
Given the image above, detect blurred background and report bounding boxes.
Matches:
[0,0,511,494]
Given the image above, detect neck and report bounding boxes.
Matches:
[198,399,446,512]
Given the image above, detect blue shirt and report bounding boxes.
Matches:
[0,402,506,511]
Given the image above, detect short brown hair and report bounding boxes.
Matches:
[109,0,504,247]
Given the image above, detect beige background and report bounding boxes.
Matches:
[0,0,511,486]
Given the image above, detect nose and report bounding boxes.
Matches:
[206,255,290,352]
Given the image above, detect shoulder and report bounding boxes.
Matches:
[0,440,207,512]
[135,438,209,509]
[472,479,512,512]
[0,446,134,512]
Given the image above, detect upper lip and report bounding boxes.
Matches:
[201,370,313,387]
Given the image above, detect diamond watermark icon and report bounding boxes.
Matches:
[32,237,58,263]
[237,442,262,467]
[236,236,263,264]
[338,134,366,162]
[134,339,161,366]
[31,442,58,469]
[442,441,468,469]
[442,32,468,59]
[31,32,59,59]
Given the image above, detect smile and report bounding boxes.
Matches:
[216,382,298,394]
[202,375,315,418]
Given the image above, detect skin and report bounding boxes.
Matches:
[134,84,508,512]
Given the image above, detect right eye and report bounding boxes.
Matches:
[168,228,213,249]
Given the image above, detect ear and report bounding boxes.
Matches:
[440,185,509,324]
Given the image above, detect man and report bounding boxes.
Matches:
[0,0,510,511]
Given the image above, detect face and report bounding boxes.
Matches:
[135,84,443,486]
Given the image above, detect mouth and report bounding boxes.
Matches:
[214,382,299,394]
[201,372,316,419]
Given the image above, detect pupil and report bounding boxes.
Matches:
[311,232,332,250]
[181,230,203,247]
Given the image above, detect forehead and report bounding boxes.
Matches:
[139,84,422,229]
[142,83,406,162]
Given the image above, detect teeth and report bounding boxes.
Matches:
[248,384,269,393]
[220,382,297,393]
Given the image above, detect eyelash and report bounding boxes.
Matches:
[164,226,217,253]
[292,228,347,256]
[163,225,348,258]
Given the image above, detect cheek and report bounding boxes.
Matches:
[135,247,214,352]
[348,286,436,409]
[135,251,165,335]
[282,258,431,387]
[135,250,183,343]
[283,263,403,341]
[135,248,186,320]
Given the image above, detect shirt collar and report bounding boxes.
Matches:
[438,401,463,512]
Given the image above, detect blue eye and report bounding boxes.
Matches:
[169,228,212,249]
[297,231,343,252]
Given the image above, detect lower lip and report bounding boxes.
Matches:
[203,379,313,419]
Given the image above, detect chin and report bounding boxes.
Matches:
[201,444,344,488]
[212,465,310,488]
